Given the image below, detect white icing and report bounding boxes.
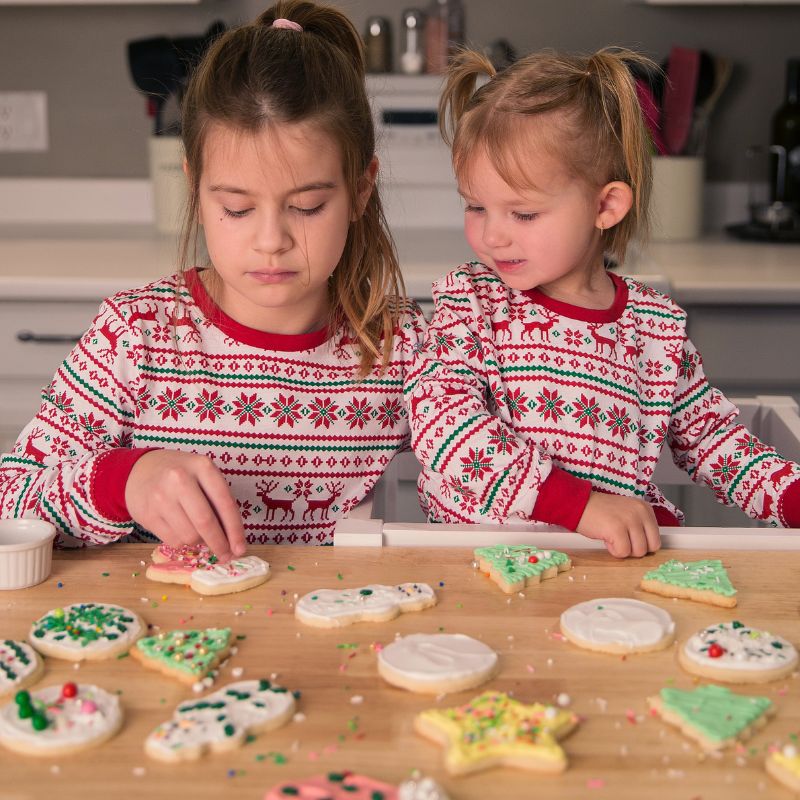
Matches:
[560,598,675,649]
[378,634,497,684]
[28,603,143,657]
[0,684,121,752]
[399,776,451,800]
[682,622,799,672]
[146,679,295,759]
[190,556,270,588]
[0,640,39,693]
[296,583,436,625]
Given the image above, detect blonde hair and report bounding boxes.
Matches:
[179,0,405,376]
[439,47,657,264]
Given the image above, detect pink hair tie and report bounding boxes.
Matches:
[272,18,303,32]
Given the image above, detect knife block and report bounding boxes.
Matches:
[650,156,704,241]
[148,135,187,235]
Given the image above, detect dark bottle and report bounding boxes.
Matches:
[364,17,392,74]
[770,58,800,207]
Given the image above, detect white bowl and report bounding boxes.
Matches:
[0,518,56,590]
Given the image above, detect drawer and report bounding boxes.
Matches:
[0,300,98,378]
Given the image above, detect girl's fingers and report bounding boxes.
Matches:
[628,525,649,558]
[196,465,247,557]
[645,517,662,553]
[174,481,233,561]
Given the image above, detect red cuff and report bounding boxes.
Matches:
[653,505,681,527]
[91,448,156,522]
[532,466,593,530]
[778,478,800,527]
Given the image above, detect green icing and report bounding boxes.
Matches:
[643,559,737,596]
[474,545,570,584]
[135,628,231,676]
[660,684,772,742]
[31,603,136,647]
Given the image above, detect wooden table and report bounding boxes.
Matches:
[1,545,798,800]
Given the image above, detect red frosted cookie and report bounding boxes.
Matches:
[265,772,397,799]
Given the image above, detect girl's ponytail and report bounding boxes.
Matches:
[439,49,496,146]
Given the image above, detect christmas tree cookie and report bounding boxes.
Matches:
[639,558,737,607]
[648,684,774,751]
[131,628,233,685]
[0,640,44,702]
[414,690,579,775]
[767,742,800,792]
[474,545,572,594]
[28,603,145,661]
[146,679,296,762]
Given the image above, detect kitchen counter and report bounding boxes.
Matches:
[0,224,798,304]
[1,542,798,799]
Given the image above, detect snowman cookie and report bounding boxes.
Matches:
[146,543,270,596]
[28,603,145,661]
[678,621,798,683]
[295,583,437,628]
[0,640,44,702]
[378,633,498,694]
[0,682,122,756]
[145,678,296,762]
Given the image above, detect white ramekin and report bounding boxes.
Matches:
[0,519,56,590]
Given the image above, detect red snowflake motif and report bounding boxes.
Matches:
[344,398,374,430]
[679,351,699,380]
[238,499,253,520]
[488,424,515,455]
[376,399,403,429]
[711,454,741,484]
[79,412,108,436]
[563,328,583,348]
[231,392,268,427]
[51,391,75,415]
[504,387,530,421]
[489,382,506,411]
[110,431,133,449]
[644,359,663,378]
[606,404,633,439]
[133,386,152,415]
[572,394,601,429]
[460,447,494,481]
[151,324,171,344]
[155,387,189,421]
[49,436,71,457]
[462,332,484,363]
[268,393,299,427]
[433,333,456,358]
[535,387,566,423]
[735,434,767,458]
[308,397,340,429]
[194,388,224,423]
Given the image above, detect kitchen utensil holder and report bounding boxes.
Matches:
[650,156,704,241]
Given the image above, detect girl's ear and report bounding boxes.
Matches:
[352,156,379,221]
[595,181,633,231]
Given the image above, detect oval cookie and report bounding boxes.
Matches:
[0,640,44,702]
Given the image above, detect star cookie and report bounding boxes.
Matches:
[414,690,578,775]
[767,743,800,792]
[640,559,737,607]
[474,545,572,594]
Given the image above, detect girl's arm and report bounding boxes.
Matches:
[667,337,800,526]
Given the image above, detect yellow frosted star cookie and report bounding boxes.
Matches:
[414,690,578,775]
[767,743,800,792]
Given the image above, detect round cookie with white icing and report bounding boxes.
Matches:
[147,544,270,596]
[28,603,145,661]
[145,678,296,762]
[296,583,437,628]
[378,633,498,695]
[0,682,122,756]
[679,621,798,683]
[0,640,44,702]
[560,598,676,655]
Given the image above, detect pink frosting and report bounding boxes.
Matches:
[264,773,398,800]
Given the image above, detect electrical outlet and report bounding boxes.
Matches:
[0,92,48,152]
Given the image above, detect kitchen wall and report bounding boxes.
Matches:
[0,0,798,183]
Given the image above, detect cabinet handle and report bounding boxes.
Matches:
[16,330,82,345]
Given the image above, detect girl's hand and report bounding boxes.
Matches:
[576,491,661,558]
[125,450,247,562]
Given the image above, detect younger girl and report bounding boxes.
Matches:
[0,0,425,557]
[405,47,800,557]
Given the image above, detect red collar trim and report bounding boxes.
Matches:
[184,268,330,351]
[523,272,628,323]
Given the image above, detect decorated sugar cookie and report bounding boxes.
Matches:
[146,679,296,762]
[0,640,44,702]
[0,682,122,756]
[560,598,675,654]
[295,583,437,628]
[474,545,572,594]
[131,628,232,685]
[767,743,800,793]
[640,559,737,607]
[378,633,498,694]
[678,621,798,683]
[29,603,145,661]
[147,543,270,596]
[415,690,579,775]
[264,772,450,800]
[647,684,773,751]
